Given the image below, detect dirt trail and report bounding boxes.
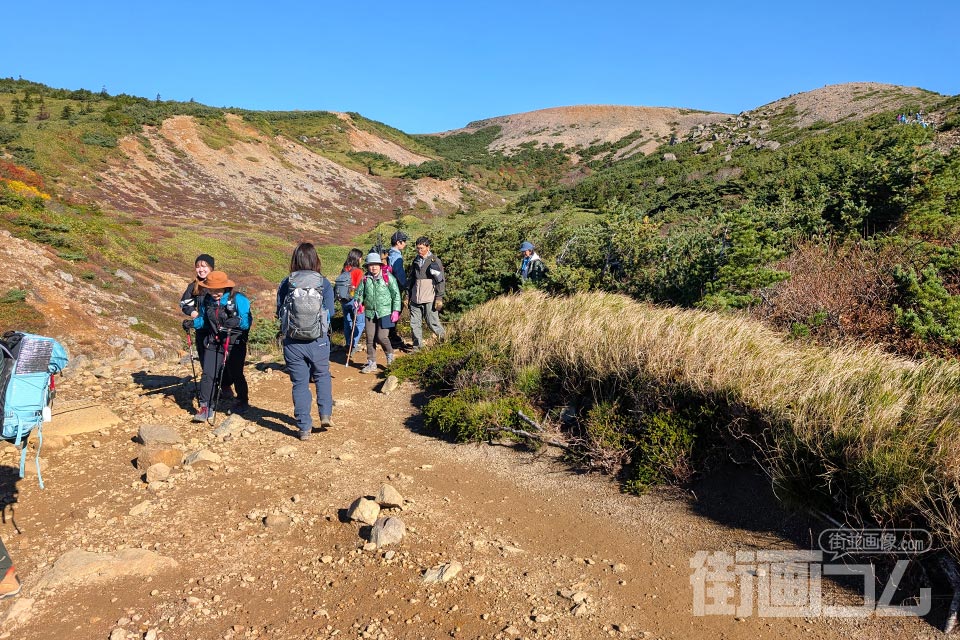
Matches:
[0,349,938,639]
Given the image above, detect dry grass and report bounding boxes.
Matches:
[456,290,960,555]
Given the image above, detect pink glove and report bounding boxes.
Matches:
[390,311,400,323]
[356,304,364,314]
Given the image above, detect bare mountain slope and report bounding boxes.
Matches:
[438,105,730,156]
[82,114,476,237]
[752,82,942,128]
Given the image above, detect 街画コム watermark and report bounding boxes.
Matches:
[690,529,932,618]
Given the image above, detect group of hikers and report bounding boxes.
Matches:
[178,235,547,441]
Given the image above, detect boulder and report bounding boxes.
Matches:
[137,446,182,470]
[370,516,405,548]
[379,375,400,395]
[47,403,122,436]
[347,497,380,526]
[35,548,177,589]
[376,484,404,509]
[137,424,182,446]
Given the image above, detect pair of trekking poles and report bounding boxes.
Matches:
[183,326,237,427]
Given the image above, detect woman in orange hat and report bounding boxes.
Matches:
[186,270,252,422]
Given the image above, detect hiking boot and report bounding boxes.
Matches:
[360,361,378,374]
[320,415,334,429]
[230,401,250,416]
[192,405,210,422]
[298,430,312,441]
[386,353,395,366]
[220,387,235,401]
[0,567,21,599]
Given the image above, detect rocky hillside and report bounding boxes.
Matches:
[434,105,729,159]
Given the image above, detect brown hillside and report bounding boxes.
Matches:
[752,82,943,128]
[79,115,473,237]
[440,105,730,158]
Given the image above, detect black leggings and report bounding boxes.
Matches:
[199,338,247,406]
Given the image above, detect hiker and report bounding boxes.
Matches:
[277,242,335,440]
[406,236,446,351]
[0,538,19,598]
[387,231,409,348]
[179,254,233,400]
[335,249,365,355]
[517,241,546,284]
[354,252,401,373]
[186,270,252,421]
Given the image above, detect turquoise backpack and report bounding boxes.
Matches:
[0,331,69,487]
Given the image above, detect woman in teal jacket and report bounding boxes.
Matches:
[354,252,400,373]
[187,270,253,421]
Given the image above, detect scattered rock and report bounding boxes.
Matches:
[47,403,122,436]
[137,446,182,470]
[183,449,221,468]
[422,560,461,584]
[115,269,135,284]
[137,424,182,446]
[36,548,178,589]
[662,152,676,161]
[612,562,628,574]
[139,347,156,360]
[379,375,399,395]
[370,516,405,548]
[376,483,403,509]
[119,345,140,361]
[274,445,297,457]
[144,462,170,483]
[264,514,291,529]
[347,497,380,526]
[128,500,151,516]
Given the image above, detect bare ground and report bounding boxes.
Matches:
[0,347,945,640]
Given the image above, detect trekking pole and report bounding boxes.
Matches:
[183,326,200,405]
[345,309,358,369]
[208,332,232,427]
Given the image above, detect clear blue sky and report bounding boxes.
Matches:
[4,1,958,133]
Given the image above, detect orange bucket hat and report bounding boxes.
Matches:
[199,271,235,289]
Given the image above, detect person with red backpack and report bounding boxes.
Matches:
[354,252,401,374]
[334,249,365,355]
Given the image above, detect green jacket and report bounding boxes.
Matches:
[354,271,401,320]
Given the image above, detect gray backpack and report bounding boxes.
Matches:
[279,271,329,341]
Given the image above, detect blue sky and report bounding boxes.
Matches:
[3,1,958,133]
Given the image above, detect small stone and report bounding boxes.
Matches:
[109,629,128,640]
[337,453,354,461]
[128,501,151,517]
[137,424,182,446]
[346,497,380,526]
[91,440,101,449]
[274,445,297,456]
[183,449,220,467]
[379,375,399,395]
[571,603,588,617]
[320,556,333,564]
[263,514,291,529]
[376,484,403,509]
[144,463,170,484]
[370,516,405,548]
[422,560,462,584]
[612,562,628,574]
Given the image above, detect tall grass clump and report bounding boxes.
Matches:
[454,290,960,559]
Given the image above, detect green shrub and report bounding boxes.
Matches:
[422,390,535,442]
[0,288,28,303]
[625,411,697,494]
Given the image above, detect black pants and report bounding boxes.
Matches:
[199,337,248,407]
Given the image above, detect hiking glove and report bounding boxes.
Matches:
[222,316,241,329]
[182,319,194,331]
[390,311,400,323]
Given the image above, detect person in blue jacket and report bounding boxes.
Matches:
[185,270,252,421]
[276,242,335,440]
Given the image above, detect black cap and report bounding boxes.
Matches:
[391,231,409,245]
[195,254,215,269]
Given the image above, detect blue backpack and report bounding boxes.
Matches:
[0,331,69,487]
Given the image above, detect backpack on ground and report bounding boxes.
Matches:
[334,269,354,303]
[0,331,68,487]
[279,270,330,341]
